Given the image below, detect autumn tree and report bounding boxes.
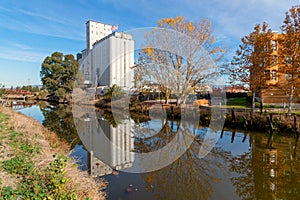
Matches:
[230,23,273,114]
[137,16,225,105]
[277,5,300,115]
[40,52,79,102]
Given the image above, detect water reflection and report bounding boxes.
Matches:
[17,103,300,200]
[230,132,300,200]
[73,106,135,176]
[37,101,80,149]
[73,105,231,199]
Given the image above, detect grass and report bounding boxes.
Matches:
[0,113,78,199]
[0,107,106,200]
[225,97,249,108]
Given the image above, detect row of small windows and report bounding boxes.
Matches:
[265,70,277,80]
[266,40,300,52]
[259,55,295,65]
[265,70,300,80]
[266,40,277,51]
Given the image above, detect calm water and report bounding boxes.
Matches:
[17,102,300,200]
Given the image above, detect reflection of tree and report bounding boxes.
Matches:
[230,133,300,200]
[134,120,179,153]
[99,109,128,128]
[38,102,80,149]
[230,151,255,200]
[135,119,231,200]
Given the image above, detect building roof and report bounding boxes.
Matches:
[93,32,133,47]
[85,19,112,26]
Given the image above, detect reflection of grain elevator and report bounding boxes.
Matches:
[78,111,135,177]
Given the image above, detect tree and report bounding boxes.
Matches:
[103,84,125,101]
[230,23,273,115]
[31,86,40,93]
[137,16,225,105]
[278,5,300,115]
[0,83,5,96]
[40,52,79,101]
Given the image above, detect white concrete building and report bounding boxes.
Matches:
[78,20,134,89]
[86,20,112,51]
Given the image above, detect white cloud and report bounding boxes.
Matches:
[0,5,85,41]
[10,42,33,50]
[0,47,47,63]
[185,0,293,37]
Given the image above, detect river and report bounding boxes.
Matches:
[16,102,300,200]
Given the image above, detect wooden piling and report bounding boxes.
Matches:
[242,116,248,130]
[231,108,236,127]
[294,115,298,134]
[231,130,236,143]
[242,133,247,143]
[267,114,274,134]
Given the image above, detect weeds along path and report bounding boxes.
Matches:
[0,106,106,200]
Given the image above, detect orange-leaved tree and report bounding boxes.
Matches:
[278,5,300,115]
[230,23,273,115]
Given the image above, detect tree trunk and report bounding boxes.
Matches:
[165,92,169,104]
[260,99,263,114]
[177,94,187,106]
[288,86,294,116]
[251,90,256,117]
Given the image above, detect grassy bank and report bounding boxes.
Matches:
[0,107,106,200]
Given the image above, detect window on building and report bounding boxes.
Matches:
[265,40,270,52]
[286,73,292,80]
[270,182,276,192]
[271,55,277,65]
[272,70,277,80]
[272,40,277,51]
[286,56,292,65]
[265,70,270,80]
[270,168,276,178]
[270,153,276,163]
[263,154,270,163]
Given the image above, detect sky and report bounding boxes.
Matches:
[0,0,297,87]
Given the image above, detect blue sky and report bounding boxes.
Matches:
[0,0,296,87]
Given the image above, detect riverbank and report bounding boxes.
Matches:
[0,106,106,199]
[94,99,300,134]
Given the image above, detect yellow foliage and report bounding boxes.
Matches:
[159,16,187,28]
[180,24,185,30]
[187,22,193,32]
[145,47,153,55]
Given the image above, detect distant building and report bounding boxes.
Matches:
[78,20,134,89]
[251,32,300,105]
